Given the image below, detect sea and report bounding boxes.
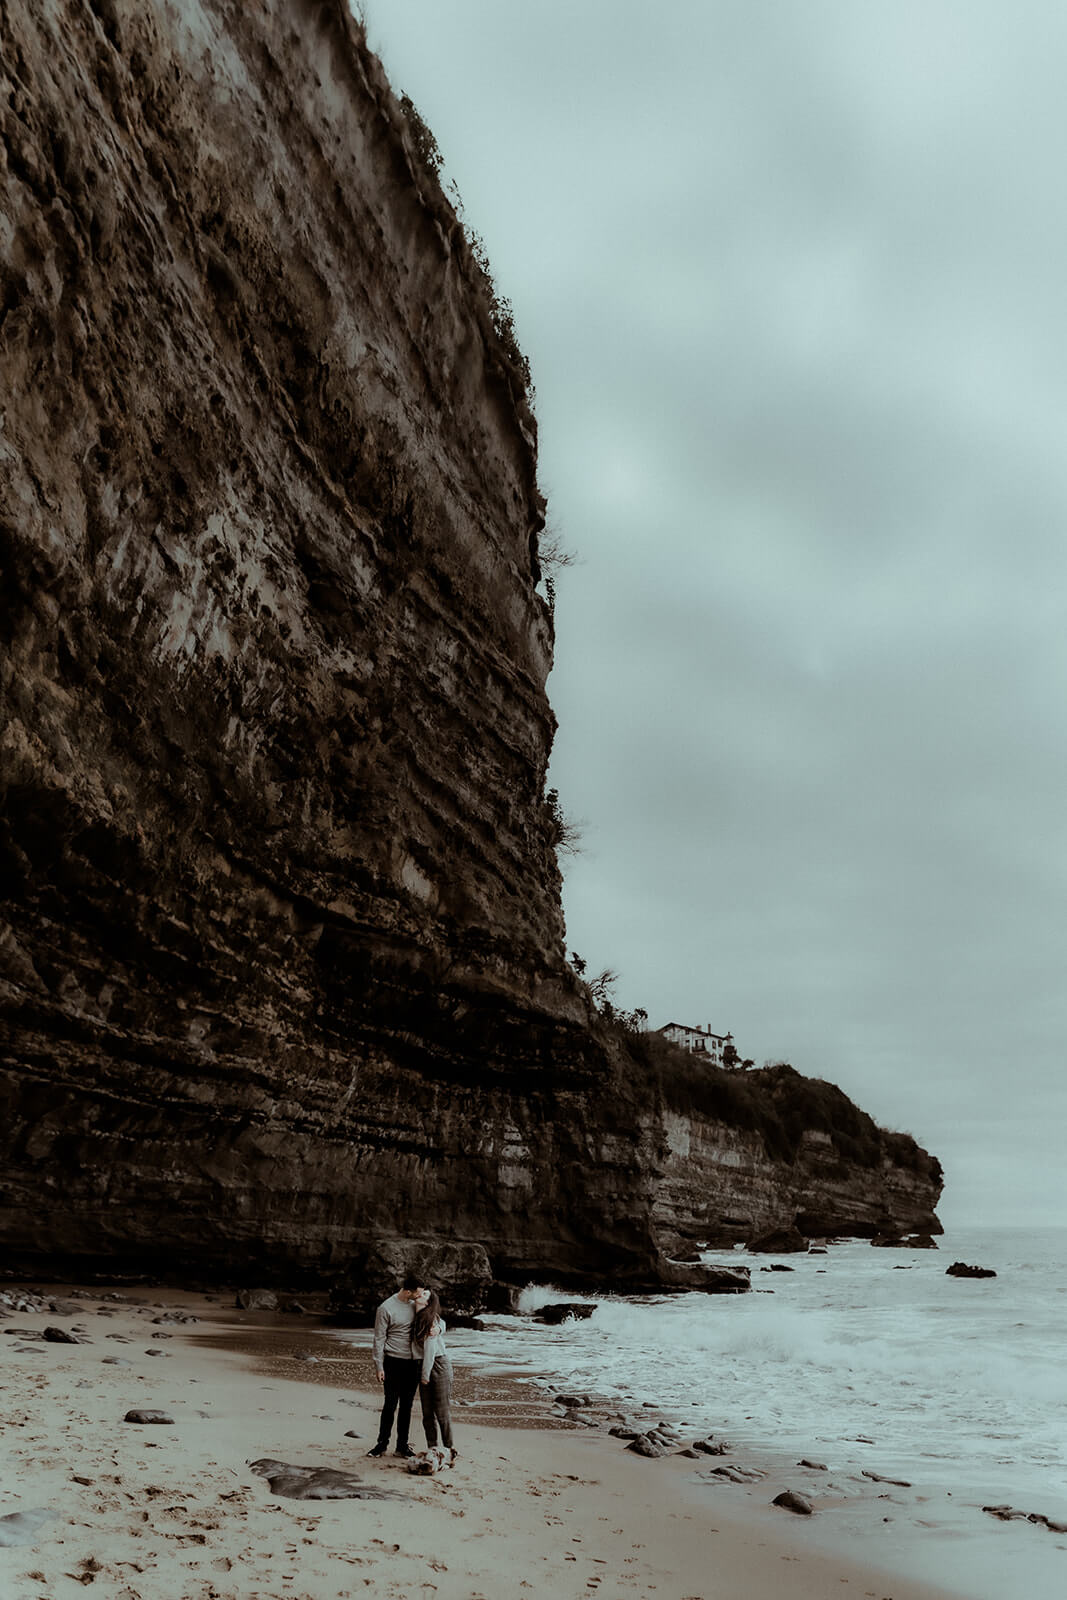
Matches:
[349,1227,1067,1599]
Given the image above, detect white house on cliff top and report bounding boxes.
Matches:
[656,1022,733,1065]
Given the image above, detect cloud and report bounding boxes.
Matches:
[367,1,1067,1228]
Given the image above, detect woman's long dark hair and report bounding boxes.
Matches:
[413,1291,441,1345]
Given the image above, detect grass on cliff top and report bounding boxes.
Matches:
[625,1029,942,1180]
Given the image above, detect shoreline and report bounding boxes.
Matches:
[0,1281,980,1600]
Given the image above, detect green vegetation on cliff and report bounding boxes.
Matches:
[626,1030,942,1180]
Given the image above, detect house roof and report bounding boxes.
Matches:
[657,1022,731,1040]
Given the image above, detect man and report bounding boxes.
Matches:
[367,1274,427,1458]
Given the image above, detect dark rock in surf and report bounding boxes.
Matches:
[747,1227,808,1254]
[535,1303,596,1325]
[872,1233,938,1249]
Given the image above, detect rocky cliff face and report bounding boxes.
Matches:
[0,0,941,1295]
[654,1117,942,1251]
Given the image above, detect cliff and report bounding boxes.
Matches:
[643,1058,943,1250]
[0,0,941,1299]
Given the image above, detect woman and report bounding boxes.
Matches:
[411,1290,456,1460]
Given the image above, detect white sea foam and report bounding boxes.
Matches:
[451,1228,1067,1510]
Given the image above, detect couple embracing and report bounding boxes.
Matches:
[367,1274,456,1461]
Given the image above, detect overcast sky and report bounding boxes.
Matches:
[363,1,1067,1231]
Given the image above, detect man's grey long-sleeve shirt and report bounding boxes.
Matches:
[372,1293,416,1368]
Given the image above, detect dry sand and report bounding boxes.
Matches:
[1,1286,973,1600]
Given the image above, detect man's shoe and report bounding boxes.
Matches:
[395,1444,416,1458]
[366,1444,387,1458]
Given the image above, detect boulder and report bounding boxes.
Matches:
[946,1262,996,1279]
[327,1241,493,1321]
[656,1233,702,1263]
[747,1227,808,1254]
[236,1289,279,1310]
[655,1259,751,1293]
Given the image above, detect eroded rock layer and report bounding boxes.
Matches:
[0,0,941,1290]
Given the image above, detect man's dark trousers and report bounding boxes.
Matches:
[377,1355,421,1449]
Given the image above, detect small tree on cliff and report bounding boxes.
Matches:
[544,788,582,855]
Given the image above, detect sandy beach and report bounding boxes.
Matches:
[0,1285,977,1600]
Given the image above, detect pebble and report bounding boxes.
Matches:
[773,1489,814,1515]
[983,1504,1067,1532]
[123,1409,175,1425]
[705,1464,767,1484]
